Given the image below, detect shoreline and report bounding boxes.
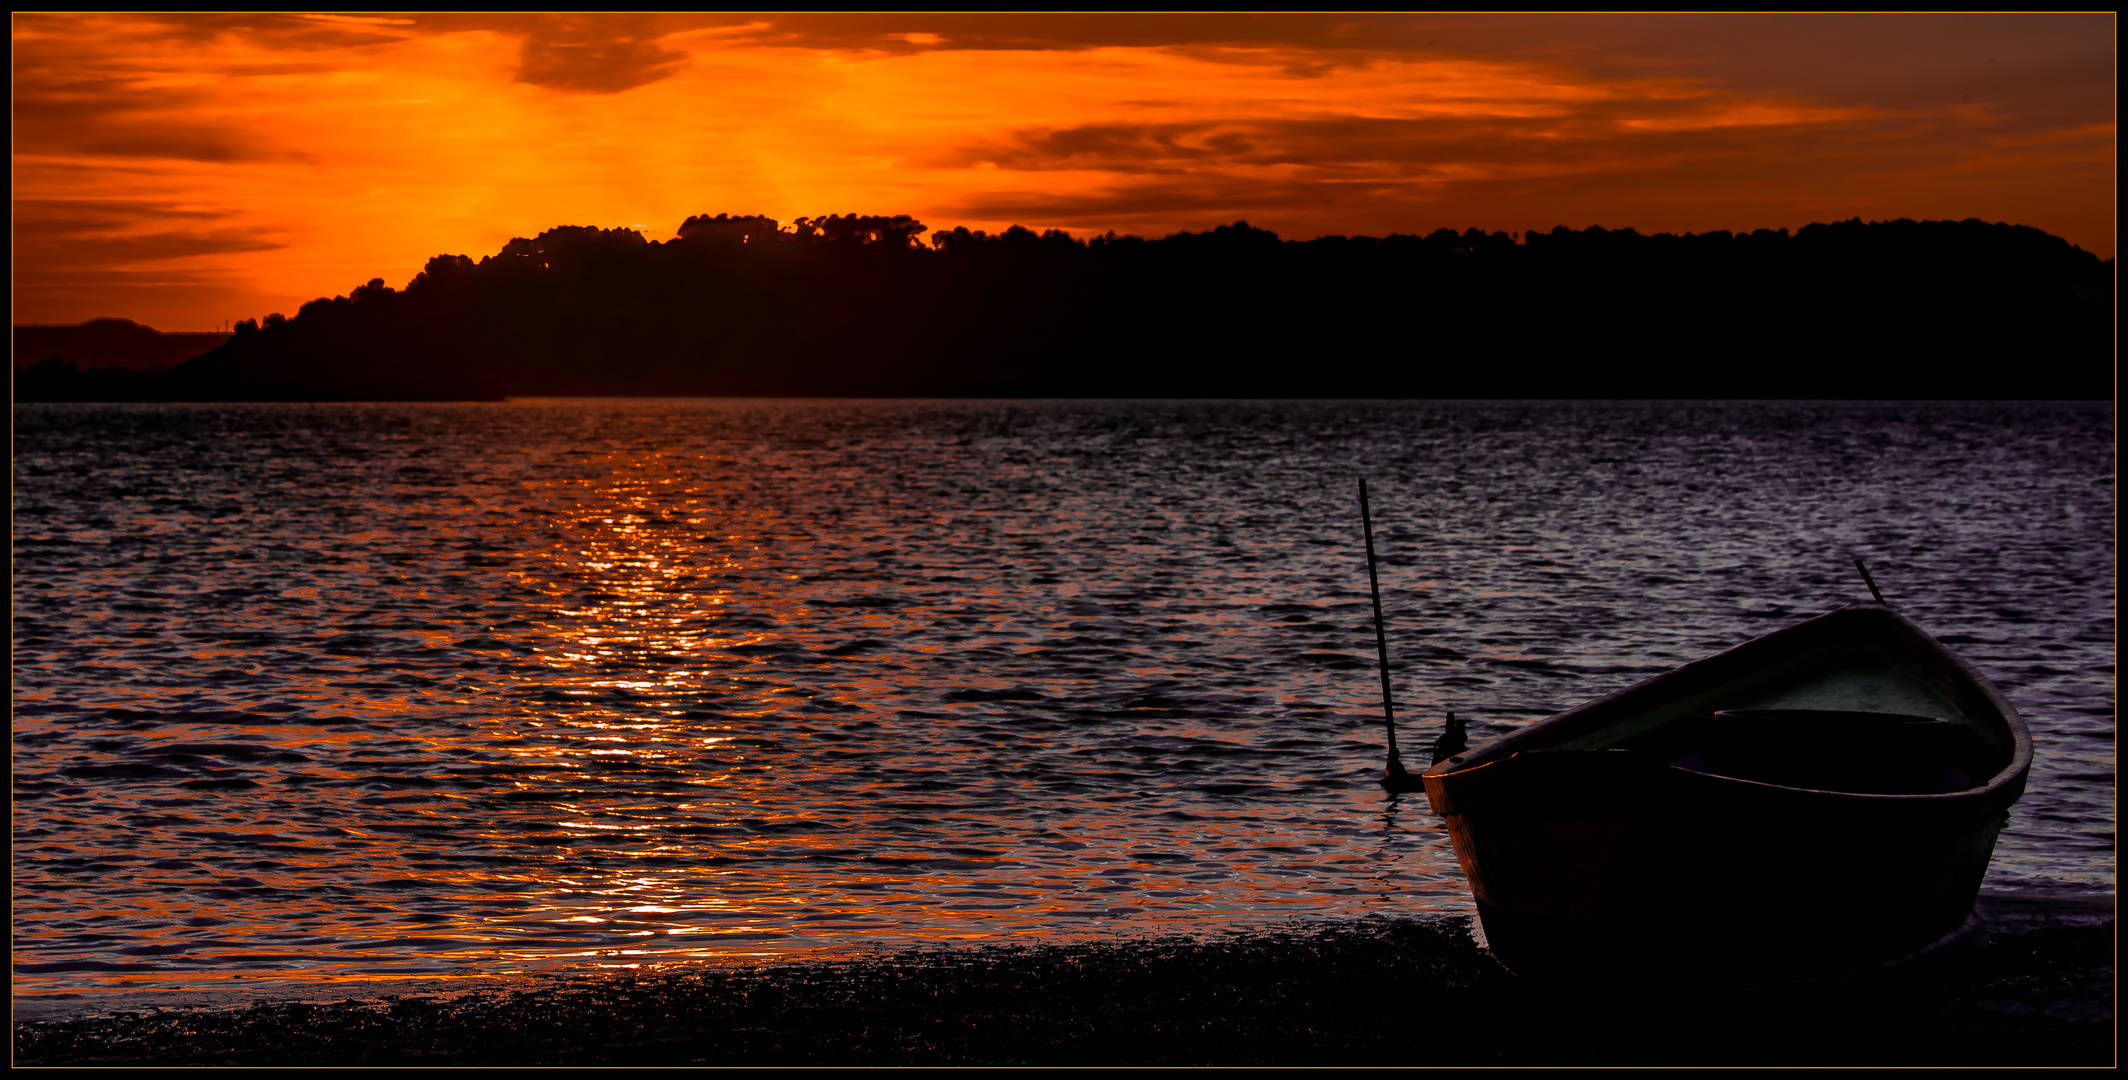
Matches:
[15,897,2113,1066]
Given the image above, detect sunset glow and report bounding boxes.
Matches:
[12,12,2116,330]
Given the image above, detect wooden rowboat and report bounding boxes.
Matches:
[1420,602,2031,985]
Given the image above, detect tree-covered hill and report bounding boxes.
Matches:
[18,214,2114,401]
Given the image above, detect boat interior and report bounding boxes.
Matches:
[1535,631,2021,796]
[1611,708,2001,795]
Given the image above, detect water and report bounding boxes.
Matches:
[12,399,2115,1003]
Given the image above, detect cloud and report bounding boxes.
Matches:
[704,13,1448,56]
[959,124,1258,175]
[11,72,293,163]
[948,91,1881,186]
[8,11,709,167]
[512,15,693,93]
[12,11,415,52]
[14,198,226,228]
[10,21,324,163]
[27,228,287,266]
[11,198,286,327]
[953,182,1336,229]
[937,96,2048,240]
[13,199,286,271]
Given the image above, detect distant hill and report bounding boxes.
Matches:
[14,318,230,373]
[15,216,2116,402]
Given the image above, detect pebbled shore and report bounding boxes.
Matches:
[14,900,2113,1067]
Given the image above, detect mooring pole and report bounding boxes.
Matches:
[1360,479,1418,792]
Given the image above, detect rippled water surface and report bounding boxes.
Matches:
[13,400,2115,999]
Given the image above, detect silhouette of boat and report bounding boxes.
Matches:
[1421,602,2031,985]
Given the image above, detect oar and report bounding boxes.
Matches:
[1854,557,1888,606]
[1360,479,1424,793]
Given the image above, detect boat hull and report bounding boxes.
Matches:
[1422,604,2032,985]
[1436,751,2018,983]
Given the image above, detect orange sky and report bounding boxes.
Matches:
[11,13,2116,331]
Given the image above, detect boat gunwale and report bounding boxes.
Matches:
[1419,602,2034,806]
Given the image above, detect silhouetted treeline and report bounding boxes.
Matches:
[21,215,2114,401]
